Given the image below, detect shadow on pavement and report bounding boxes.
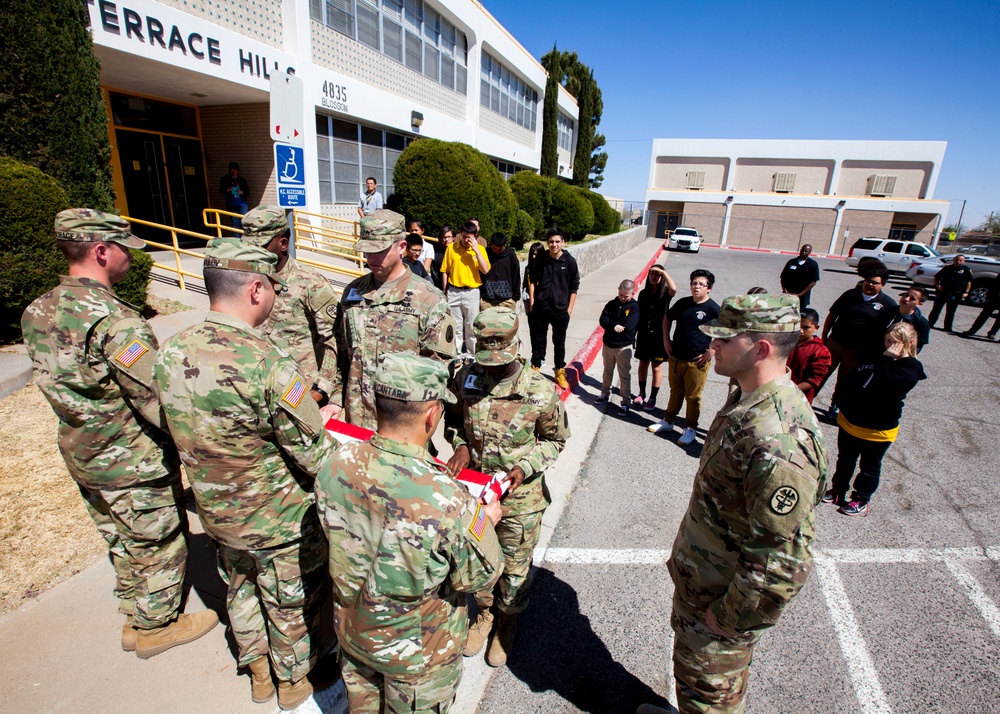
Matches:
[504,568,671,713]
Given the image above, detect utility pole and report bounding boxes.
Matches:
[956,199,966,238]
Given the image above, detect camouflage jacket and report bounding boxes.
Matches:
[668,373,828,636]
[259,258,339,396]
[315,434,502,678]
[445,359,569,516]
[331,269,456,429]
[21,276,178,490]
[153,311,333,550]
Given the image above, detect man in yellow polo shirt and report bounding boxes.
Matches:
[441,221,491,355]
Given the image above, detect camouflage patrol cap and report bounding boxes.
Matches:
[473,308,520,366]
[355,209,406,253]
[203,237,288,288]
[240,204,288,246]
[700,294,800,339]
[54,208,144,249]
[374,353,457,404]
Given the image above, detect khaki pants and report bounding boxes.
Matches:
[340,648,462,713]
[600,344,633,400]
[480,298,518,313]
[664,355,710,429]
[446,287,480,355]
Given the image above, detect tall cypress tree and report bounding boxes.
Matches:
[1,0,115,210]
[572,70,595,188]
[539,46,562,178]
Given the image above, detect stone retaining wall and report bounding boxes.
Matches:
[565,226,648,278]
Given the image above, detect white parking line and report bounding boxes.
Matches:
[943,558,1000,641]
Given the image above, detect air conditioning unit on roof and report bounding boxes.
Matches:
[867,174,898,197]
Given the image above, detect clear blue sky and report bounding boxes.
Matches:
[482,0,1000,229]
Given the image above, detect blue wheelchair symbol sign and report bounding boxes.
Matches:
[275,144,305,186]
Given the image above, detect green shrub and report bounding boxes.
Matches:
[581,189,621,235]
[549,183,594,240]
[508,171,553,237]
[114,249,154,310]
[391,138,517,239]
[511,210,535,251]
[0,157,71,342]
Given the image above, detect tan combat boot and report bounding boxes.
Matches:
[485,611,518,667]
[277,677,314,711]
[135,610,219,659]
[248,656,275,703]
[554,368,569,389]
[463,608,494,657]
[121,615,137,652]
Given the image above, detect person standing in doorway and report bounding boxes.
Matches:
[357,176,383,218]
[528,229,580,390]
[220,162,249,229]
[779,244,821,309]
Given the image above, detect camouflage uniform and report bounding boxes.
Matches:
[240,205,340,397]
[331,209,456,429]
[20,209,187,632]
[667,295,828,713]
[315,353,503,713]
[446,309,569,614]
[153,238,334,684]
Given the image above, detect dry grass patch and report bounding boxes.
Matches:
[0,384,105,614]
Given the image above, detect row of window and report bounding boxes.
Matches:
[311,0,469,95]
[315,115,414,204]
[558,112,574,152]
[480,51,538,132]
[490,159,527,181]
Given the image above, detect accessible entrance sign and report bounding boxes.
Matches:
[274,143,306,208]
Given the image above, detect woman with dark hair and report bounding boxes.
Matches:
[429,225,454,290]
[522,241,545,314]
[633,264,676,411]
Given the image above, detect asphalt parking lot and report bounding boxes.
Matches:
[475,246,1000,714]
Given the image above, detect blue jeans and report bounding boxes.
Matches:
[228,202,248,229]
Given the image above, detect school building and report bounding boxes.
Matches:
[85,0,579,239]
[644,139,950,254]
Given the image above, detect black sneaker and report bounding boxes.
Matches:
[821,490,841,505]
[838,499,870,516]
[595,393,610,404]
[618,404,630,416]
[642,400,656,412]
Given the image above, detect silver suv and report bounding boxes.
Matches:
[845,237,941,273]
[905,255,1000,307]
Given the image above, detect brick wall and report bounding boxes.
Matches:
[727,204,836,251]
[201,103,277,210]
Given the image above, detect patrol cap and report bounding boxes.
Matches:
[203,237,288,288]
[700,294,800,339]
[355,209,406,253]
[54,208,144,249]
[240,204,288,246]
[374,353,456,404]
[473,308,520,366]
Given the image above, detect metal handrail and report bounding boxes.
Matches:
[202,208,246,238]
[123,215,215,290]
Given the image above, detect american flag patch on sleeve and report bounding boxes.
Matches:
[115,340,148,367]
[469,503,488,541]
[281,377,306,408]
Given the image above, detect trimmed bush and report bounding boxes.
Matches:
[512,210,535,251]
[582,190,621,235]
[391,138,517,239]
[549,183,594,240]
[114,249,154,310]
[508,171,552,237]
[0,157,71,342]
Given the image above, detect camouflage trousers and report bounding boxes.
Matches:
[340,649,462,713]
[473,510,543,614]
[216,528,328,683]
[77,476,187,630]
[670,593,762,714]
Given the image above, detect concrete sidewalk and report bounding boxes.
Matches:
[0,238,665,714]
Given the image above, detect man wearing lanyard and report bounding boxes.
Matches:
[357,177,383,218]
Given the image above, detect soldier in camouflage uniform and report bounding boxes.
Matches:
[445,308,569,668]
[153,238,335,710]
[315,353,504,713]
[329,209,456,429]
[640,295,828,714]
[21,209,218,658]
[239,204,340,403]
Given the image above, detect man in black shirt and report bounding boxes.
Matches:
[648,269,721,445]
[480,232,521,312]
[963,275,1000,340]
[779,244,821,309]
[403,233,433,283]
[528,228,580,389]
[596,280,641,414]
[927,254,973,332]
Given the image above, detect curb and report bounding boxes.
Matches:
[700,243,846,261]
[558,244,666,401]
[0,354,32,401]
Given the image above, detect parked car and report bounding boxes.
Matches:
[665,226,701,253]
[905,255,1000,306]
[956,244,1000,257]
[845,237,941,273]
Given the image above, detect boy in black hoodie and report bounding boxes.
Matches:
[596,280,640,415]
[823,321,926,516]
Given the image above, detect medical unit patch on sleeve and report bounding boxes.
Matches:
[115,340,149,367]
[281,377,306,408]
[469,503,488,541]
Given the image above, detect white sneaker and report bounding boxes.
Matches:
[678,427,698,445]
[647,419,674,434]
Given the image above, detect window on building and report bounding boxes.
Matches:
[489,159,526,181]
[316,114,413,203]
[311,0,467,95]
[557,112,574,152]
[480,51,537,131]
